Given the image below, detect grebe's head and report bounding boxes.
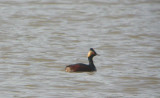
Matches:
[87,48,98,57]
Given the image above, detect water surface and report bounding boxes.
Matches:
[0,0,160,98]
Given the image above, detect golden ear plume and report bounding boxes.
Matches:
[87,51,94,57]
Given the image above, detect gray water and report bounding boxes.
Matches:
[0,0,160,98]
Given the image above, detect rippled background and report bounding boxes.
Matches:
[0,0,160,98]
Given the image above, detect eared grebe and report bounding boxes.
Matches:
[65,48,98,72]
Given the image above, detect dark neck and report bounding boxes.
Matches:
[88,56,95,67]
